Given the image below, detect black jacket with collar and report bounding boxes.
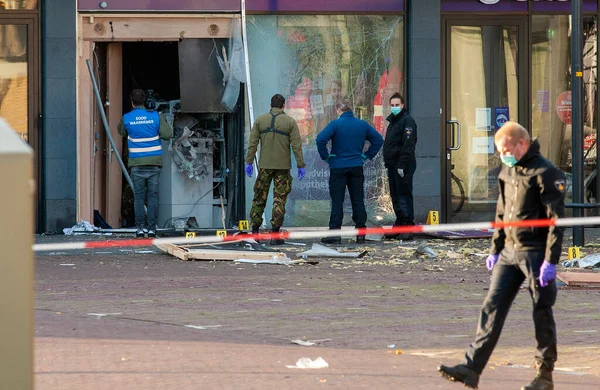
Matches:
[382,109,417,169]
[490,140,566,264]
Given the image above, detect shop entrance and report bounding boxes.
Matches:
[78,15,245,230]
[441,16,528,223]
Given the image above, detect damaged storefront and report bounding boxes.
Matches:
[75,0,406,231]
[77,5,247,230]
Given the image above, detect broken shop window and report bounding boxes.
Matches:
[246,15,405,227]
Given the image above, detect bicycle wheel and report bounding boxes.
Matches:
[451,174,465,214]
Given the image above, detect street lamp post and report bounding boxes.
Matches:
[571,0,584,246]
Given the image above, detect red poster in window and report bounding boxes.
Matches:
[555,91,572,125]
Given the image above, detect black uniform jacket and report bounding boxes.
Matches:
[382,109,417,169]
[490,140,566,265]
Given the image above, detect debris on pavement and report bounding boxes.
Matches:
[415,245,437,259]
[235,254,318,266]
[297,243,368,259]
[184,325,222,330]
[87,313,122,319]
[285,357,329,369]
[556,272,600,290]
[562,253,600,269]
[63,220,110,235]
[289,339,332,346]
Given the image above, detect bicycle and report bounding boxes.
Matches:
[451,172,466,214]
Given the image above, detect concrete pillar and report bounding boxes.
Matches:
[0,119,34,389]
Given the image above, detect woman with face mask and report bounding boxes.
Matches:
[381,92,418,239]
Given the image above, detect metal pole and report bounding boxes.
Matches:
[571,0,584,246]
[85,59,135,192]
[240,0,259,176]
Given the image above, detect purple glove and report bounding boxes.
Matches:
[539,261,556,287]
[486,254,499,271]
[245,163,253,178]
[298,167,306,181]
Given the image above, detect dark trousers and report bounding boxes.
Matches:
[387,160,416,225]
[464,249,557,374]
[131,166,161,230]
[328,166,367,229]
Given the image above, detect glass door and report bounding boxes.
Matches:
[442,17,527,222]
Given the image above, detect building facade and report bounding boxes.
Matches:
[1,0,596,232]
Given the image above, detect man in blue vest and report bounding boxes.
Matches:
[119,89,173,238]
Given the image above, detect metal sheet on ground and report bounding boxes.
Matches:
[424,229,494,240]
[557,272,600,290]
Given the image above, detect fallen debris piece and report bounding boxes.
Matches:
[290,339,332,346]
[156,242,280,261]
[424,229,493,240]
[286,357,329,369]
[557,272,600,290]
[87,313,122,319]
[235,254,318,265]
[416,245,437,259]
[562,253,600,269]
[185,325,222,330]
[297,243,367,259]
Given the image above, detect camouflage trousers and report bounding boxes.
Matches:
[250,169,293,228]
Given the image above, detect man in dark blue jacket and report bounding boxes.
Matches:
[316,99,383,244]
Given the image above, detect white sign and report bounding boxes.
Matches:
[472,136,495,154]
[475,108,491,132]
[310,95,325,116]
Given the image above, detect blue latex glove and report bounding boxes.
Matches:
[298,167,306,181]
[539,261,556,287]
[486,254,499,271]
[245,163,253,178]
[325,154,336,163]
[361,154,367,162]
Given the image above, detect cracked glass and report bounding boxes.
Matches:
[246,14,404,227]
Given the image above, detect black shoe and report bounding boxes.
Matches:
[398,233,413,241]
[269,227,285,246]
[136,228,145,238]
[356,235,366,244]
[321,236,342,244]
[147,230,156,238]
[522,369,553,390]
[438,364,480,389]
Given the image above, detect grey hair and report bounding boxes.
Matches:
[335,99,352,112]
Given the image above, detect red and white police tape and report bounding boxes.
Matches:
[32,216,600,252]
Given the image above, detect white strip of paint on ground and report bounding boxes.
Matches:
[185,325,222,330]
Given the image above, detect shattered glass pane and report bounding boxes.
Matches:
[246,15,404,227]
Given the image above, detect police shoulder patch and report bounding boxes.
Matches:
[405,127,413,136]
[554,179,566,192]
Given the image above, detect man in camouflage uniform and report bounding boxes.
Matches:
[245,94,306,245]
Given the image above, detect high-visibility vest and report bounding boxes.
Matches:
[123,108,162,159]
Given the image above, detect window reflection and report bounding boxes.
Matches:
[531,15,597,202]
[247,15,404,226]
[0,1,38,10]
[0,23,28,141]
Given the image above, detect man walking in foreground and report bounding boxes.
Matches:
[119,89,173,238]
[438,122,565,390]
[316,99,383,244]
[245,94,306,245]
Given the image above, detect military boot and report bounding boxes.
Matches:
[270,226,285,246]
[521,368,553,390]
[252,226,260,243]
[438,364,480,389]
